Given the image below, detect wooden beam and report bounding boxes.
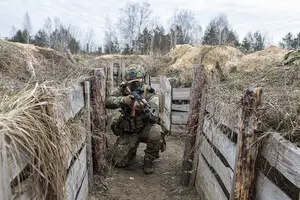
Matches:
[66,145,87,200]
[230,88,263,200]
[91,68,108,175]
[172,88,190,101]
[195,155,227,200]
[11,176,36,200]
[84,80,93,188]
[171,111,188,125]
[8,148,29,182]
[189,85,207,186]
[159,76,167,116]
[180,63,205,186]
[201,135,234,193]
[256,171,291,200]
[172,104,189,112]
[203,117,237,169]
[57,84,85,121]
[262,132,300,188]
[170,124,186,135]
[0,132,12,200]
[121,63,126,82]
[162,78,172,132]
[75,170,88,200]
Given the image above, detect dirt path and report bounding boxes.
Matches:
[88,135,200,200]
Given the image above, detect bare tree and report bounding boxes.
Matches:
[43,17,52,47]
[170,9,200,45]
[85,28,95,53]
[104,15,116,54]
[23,12,32,43]
[214,13,229,44]
[9,26,17,38]
[118,1,151,50]
[191,25,203,45]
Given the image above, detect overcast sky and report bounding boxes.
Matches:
[1,0,300,46]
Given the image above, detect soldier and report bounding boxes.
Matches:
[105,64,166,174]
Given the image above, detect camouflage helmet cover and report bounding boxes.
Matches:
[124,64,145,81]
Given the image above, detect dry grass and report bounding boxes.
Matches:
[206,61,300,145]
[0,81,88,199]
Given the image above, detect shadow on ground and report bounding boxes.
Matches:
[88,134,200,200]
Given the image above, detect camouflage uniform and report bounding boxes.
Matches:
[105,64,166,174]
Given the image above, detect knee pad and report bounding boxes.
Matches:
[148,124,162,141]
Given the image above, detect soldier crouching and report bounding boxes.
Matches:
[105,64,166,174]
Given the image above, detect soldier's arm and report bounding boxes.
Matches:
[147,93,159,118]
[105,88,124,109]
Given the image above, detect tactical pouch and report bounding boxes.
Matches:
[111,115,130,136]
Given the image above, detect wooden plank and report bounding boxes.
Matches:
[164,78,172,132]
[121,63,126,82]
[201,136,233,193]
[66,145,87,200]
[195,155,227,200]
[75,170,88,200]
[150,76,160,83]
[172,104,189,112]
[151,83,160,91]
[8,149,29,182]
[203,116,236,169]
[84,81,93,187]
[205,101,241,133]
[58,84,85,121]
[262,132,300,188]
[256,171,291,200]
[163,109,171,133]
[0,133,12,199]
[12,176,37,200]
[172,88,190,101]
[172,111,188,124]
[67,130,86,168]
[159,76,167,115]
[171,124,186,135]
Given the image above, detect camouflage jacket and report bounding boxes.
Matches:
[105,84,159,131]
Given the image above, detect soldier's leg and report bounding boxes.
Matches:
[140,124,163,174]
[112,134,139,167]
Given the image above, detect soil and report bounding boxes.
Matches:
[88,134,200,200]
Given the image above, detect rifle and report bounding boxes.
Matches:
[121,83,158,124]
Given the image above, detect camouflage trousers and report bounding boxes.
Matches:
[112,124,166,167]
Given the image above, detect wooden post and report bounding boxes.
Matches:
[159,76,166,115]
[107,63,114,95]
[230,88,263,200]
[0,132,12,200]
[84,81,93,187]
[121,63,126,82]
[180,64,206,186]
[189,82,207,186]
[91,68,108,175]
[145,74,151,85]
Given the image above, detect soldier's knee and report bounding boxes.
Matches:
[148,124,162,141]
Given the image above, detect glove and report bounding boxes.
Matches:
[121,95,134,105]
[134,100,145,110]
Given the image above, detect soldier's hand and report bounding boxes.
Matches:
[134,100,145,110]
[121,95,134,105]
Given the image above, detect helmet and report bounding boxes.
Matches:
[124,64,145,82]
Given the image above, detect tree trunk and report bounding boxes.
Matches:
[230,88,263,200]
[180,63,206,186]
[91,68,108,175]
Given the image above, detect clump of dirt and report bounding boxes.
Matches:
[156,44,243,87]
[0,40,86,96]
[237,45,287,72]
[88,134,200,200]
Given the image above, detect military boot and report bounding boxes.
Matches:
[143,157,154,174]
